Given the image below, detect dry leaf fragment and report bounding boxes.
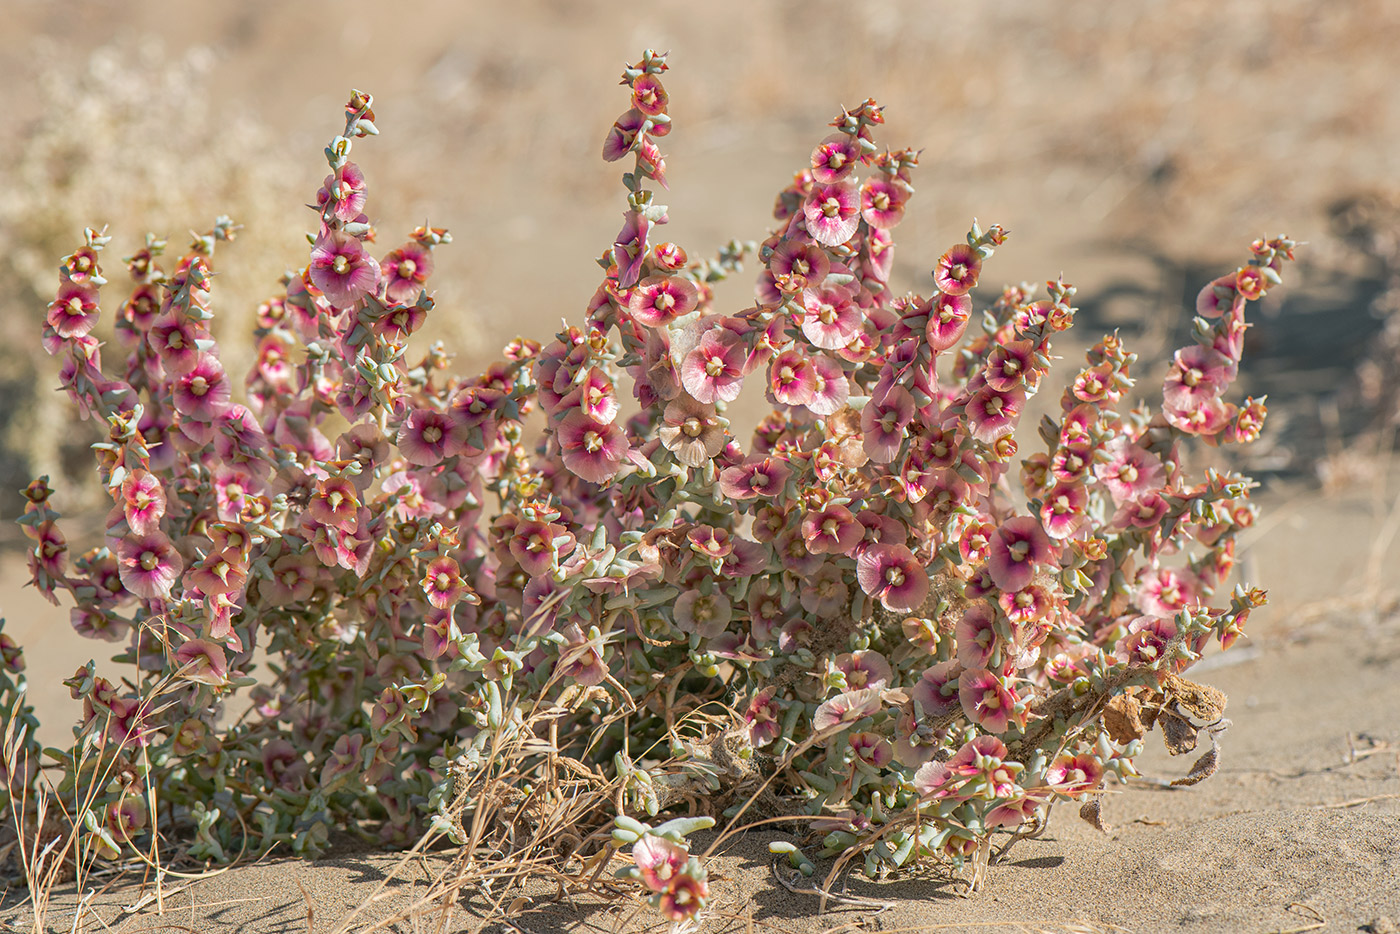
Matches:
[1103,691,1146,744]
[1160,711,1200,756]
[1160,673,1228,722]
[1079,793,1110,833]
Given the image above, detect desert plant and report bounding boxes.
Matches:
[9,50,1291,923]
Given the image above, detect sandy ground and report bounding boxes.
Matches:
[2,1,1399,931]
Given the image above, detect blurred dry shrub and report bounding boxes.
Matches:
[0,38,303,517]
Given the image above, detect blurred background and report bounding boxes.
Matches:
[1,0,1398,735]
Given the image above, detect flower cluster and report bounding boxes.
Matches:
[10,53,1289,900]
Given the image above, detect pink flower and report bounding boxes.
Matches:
[561,367,620,425]
[309,228,382,309]
[833,650,892,690]
[1039,481,1088,539]
[631,74,668,116]
[1113,490,1172,530]
[933,243,982,296]
[1045,753,1105,795]
[801,504,862,555]
[812,686,884,732]
[172,353,231,420]
[188,549,248,599]
[965,386,1024,443]
[674,589,731,639]
[658,870,709,922]
[1117,615,1179,666]
[1095,438,1165,505]
[744,687,783,747]
[767,348,817,407]
[421,556,475,610]
[1136,566,1200,619]
[958,668,1020,732]
[859,176,908,229]
[380,241,434,304]
[856,543,929,613]
[987,795,1042,830]
[955,603,1000,669]
[509,518,574,577]
[803,180,861,246]
[800,562,850,617]
[800,285,864,350]
[999,583,1053,627]
[1051,442,1094,483]
[925,292,973,351]
[316,161,367,223]
[557,410,629,484]
[115,532,182,600]
[1196,273,1244,319]
[810,133,860,183]
[987,517,1054,592]
[1164,395,1234,437]
[308,477,360,533]
[611,209,655,289]
[850,731,893,767]
[628,275,698,327]
[120,470,166,536]
[768,239,830,293]
[985,339,1035,392]
[658,396,727,468]
[47,281,101,339]
[1163,346,1236,413]
[719,455,792,501]
[806,353,850,416]
[175,639,229,685]
[397,408,467,467]
[680,330,747,404]
[860,386,914,463]
[602,109,646,163]
[633,836,688,893]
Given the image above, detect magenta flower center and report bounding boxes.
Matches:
[885,567,905,587]
[1008,541,1029,562]
[682,416,703,438]
[985,395,1005,415]
[818,303,837,325]
[1183,367,1202,387]
[1120,464,1138,483]
[140,550,159,571]
[422,425,443,444]
[1003,358,1020,374]
[400,259,417,277]
[705,355,724,377]
[190,377,209,397]
[872,190,890,211]
[434,572,451,590]
[822,196,841,218]
[792,258,810,276]
[333,255,352,275]
[66,297,85,316]
[583,430,604,453]
[167,332,185,349]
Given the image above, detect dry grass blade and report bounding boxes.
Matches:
[1268,902,1326,934]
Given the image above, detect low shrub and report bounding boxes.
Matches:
[7,50,1291,921]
